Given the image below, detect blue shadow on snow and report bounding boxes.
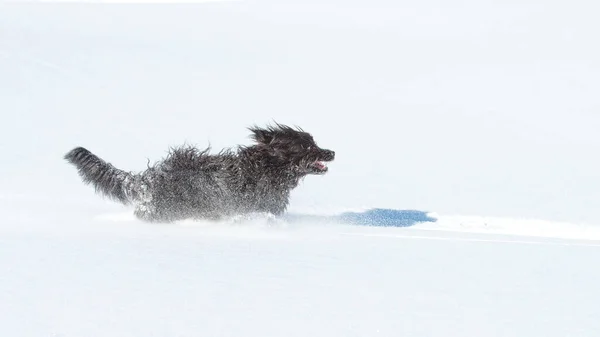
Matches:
[283,208,437,228]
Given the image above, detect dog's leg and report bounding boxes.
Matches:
[134,203,156,222]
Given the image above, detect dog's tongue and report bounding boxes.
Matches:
[314,161,326,170]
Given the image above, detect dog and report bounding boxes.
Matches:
[64,123,335,223]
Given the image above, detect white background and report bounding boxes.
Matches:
[2,0,599,222]
[1,1,600,336]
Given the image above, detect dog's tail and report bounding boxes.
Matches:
[64,147,139,205]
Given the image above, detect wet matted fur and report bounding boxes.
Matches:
[64,123,335,223]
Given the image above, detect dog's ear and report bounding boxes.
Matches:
[249,127,274,144]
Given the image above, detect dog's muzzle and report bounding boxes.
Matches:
[308,149,335,174]
[322,150,335,161]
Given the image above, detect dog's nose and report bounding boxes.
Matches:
[324,150,335,160]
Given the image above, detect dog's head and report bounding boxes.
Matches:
[249,123,335,175]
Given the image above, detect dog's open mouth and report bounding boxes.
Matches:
[309,161,329,174]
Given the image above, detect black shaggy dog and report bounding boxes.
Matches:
[64,123,335,223]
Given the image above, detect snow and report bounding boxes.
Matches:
[2,0,600,336]
[3,211,600,337]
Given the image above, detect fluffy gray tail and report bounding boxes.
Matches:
[64,147,137,205]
